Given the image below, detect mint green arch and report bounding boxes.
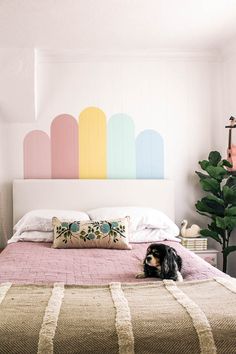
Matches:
[108,114,136,178]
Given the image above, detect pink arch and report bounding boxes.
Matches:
[51,114,78,179]
[24,130,51,179]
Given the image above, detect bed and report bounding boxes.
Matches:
[0,179,235,354]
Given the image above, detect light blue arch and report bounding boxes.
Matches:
[108,114,136,178]
[136,129,164,179]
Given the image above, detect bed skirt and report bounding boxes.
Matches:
[0,278,236,354]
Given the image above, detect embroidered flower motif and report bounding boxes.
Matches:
[111,221,118,228]
[100,222,111,234]
[87,233,96,240]
[70,222,80,233]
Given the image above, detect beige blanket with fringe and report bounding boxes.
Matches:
[0,278,236,354]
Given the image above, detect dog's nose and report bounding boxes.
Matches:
[146,255,152,261]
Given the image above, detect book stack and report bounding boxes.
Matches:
[180,236,207,251]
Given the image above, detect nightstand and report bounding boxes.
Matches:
[194,249,219,267]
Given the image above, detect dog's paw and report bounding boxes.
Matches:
[177,271,183,282]
[135,272,146,279]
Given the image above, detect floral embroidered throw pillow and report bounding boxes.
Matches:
[52,216,131,249]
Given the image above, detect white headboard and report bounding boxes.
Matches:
[13,179,175,224]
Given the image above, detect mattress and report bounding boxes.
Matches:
[0,241,226,284]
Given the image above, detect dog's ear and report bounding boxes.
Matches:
[170,247,177,258]
[170,247,182,271]
[161,248,177,277]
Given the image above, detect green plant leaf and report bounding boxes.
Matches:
[220,159,232,168]
[216,216,236,231]
[200,178,220,195]
[207,194,224,205]
[196,150,236,241]
[208,151,221,166]
[223,185,236,205]
[200,229,222,243]
[195,171,209,180]
[223,245,236,257]
[226,176,236,191]
[215,216,226,229]
[196,200,215,215]
[196,209,212,218]
[226,217,236,230]
[205,165,228,181]
[199,160,210,171]
[208,221,225,238]
[198,196,225,216]
[225,206,236,216]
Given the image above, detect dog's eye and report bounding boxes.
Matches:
[153,251,159,257]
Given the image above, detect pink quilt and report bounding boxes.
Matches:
[0,241,226,284]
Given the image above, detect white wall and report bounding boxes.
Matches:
[36,56,213,226]
[0,120,5,247]
[0,120,12,248]
[0,48,35,122]
[7,55,213,227]
[211,51,236,276]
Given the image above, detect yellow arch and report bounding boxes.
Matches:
[79,107,107,178]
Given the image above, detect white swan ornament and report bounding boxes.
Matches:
[180,220,201,238]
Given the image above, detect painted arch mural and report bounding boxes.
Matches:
[23,107,164,179]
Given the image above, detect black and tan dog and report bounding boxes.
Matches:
[136,243,183,281]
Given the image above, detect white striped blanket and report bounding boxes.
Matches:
[0,278,236,354]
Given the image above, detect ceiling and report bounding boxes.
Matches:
[1,0,236,52]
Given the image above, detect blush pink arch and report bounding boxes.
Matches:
[51,114,78,179]
[24,130,51,179]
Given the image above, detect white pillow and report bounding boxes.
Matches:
[129,229,181,243]
[14,209,90,231]
[87,207,179,235]
[8,231,53,244]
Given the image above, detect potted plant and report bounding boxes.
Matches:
[195,151,236,273]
